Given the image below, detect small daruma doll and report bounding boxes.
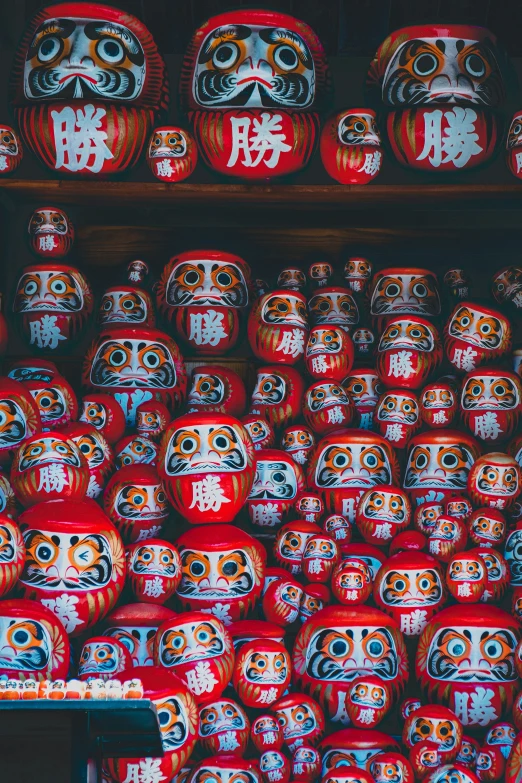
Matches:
[368,268,441,325]
[0,125,22,174]
[376,390,420,449]
[28,207,74,259]
[0,377,41,462]
[274,520,321,575]
[77,635,132,681]
[11,431,89,507]
[82,326,187,426]
[126,538,181,604]
[248,290,308,365]
[18,499,125,636]
[305,326,354,383]
[444,302,512,372]
[308,287,359,332]
[373,551,445,637]
[356,486,412,546]
[0,515,26,598]
[156,250,250,355]
[343,368,384,429]
[376,317,442,390]
[102,603,176,667]
[420,382,458,429]
[103,465,170,543]
[199,698,250,757]
[281,425,315,467]
[303,382,353,435]
[232,639,291,708]
[98,283,155,328]
[467,453,521,510]
[154,612,234,705]
[250,366,304,429]
[346,676,392,728]
[247,448,305,530]
[403,705,463,763]
[175,524,266,624]
[307,430,400,522]
[0,597,70,681]
[147,126,197,182]
[446,552,487,603]
[403,430,481,506]
[10,3,168,178]
[187,367,246,418]
[277,267,307,292]
[158,412,255,525]
[417,605,520,729]
[62,422,114,499]
[293,605,408,724]
[506,113,522,179]
[272,692,325,751]
[79,393,126,445]
[136,400,170,442]
[460,369,522,443]
[13,262,93,354]
[179,9,330,180]
[242,415,274,452]
[321,108,382,184]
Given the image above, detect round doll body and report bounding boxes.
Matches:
[13,262,93,354]
[368,268,441,325]
[308,287,359,332]
[356,485,412,547]
[403,705,463,763]
[344,257,373,293]
[420,382,458,428]
[291,745,321,783]
[77,635,132,681]
[114,435,158,469]
[277,267,307,292]
[158,412,255,525]
[0,125,22,175]
[156,250,250,355]
[27,207,74,259]
[198,698,249,757]
[294,491,324,524]
[147,126,197,182]
[242,415,275,452]
[274,520,321,575]
[280,425,315,468]
[247,449,305,530]
[18,499,125,635]
[98,284,155,328]
[428,514,468,562]
[444,302,512,372]
[154,611,234,705]
[11,3,168,178]
[187,366,246,418]
[300,583,331,623]
[102,603,176,667]
[342,368,384,430]
[376,316,442,390]
[319,726,400,773]
[79,393,126,445]
[232,638,291,708]
[251,715,284,753]
[248,290,308,365]
[331,557,373,606]
[303,382,353,434]
[446,552,487,603]
[262,577,303,627]
[126,538,181,604]
[302,534,340,583]
[376,389,420,448]
[23,373,77,432]
[103,465,170,543]
[272,692,325,751]
[260,750,291,783]
[83,326,186,426]
[305,325,354,382]
[175,525,266,624]
[136,400,170,442]
[468,453,521,509]
[491,265,522,311]
[250,365,305,429]
[460,369,522,443]
[321,108,383,184]
[370,753,414,783]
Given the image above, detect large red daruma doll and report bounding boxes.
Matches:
[175,524,266,625]
[187,366,246,418]
[416,605,520,729]
[179,9,330,180]
[108,666,198,783]
[293,605,408,724]
[0,598,70,681]
[10,3,168,177]
[366,25,504,172]
[158,412,255,525]
[82,326,186,426]
[403,429,481,505]
[307,429,400,523]
[18,499,125,636]
[13,262,93,354]
[156,250,250,355]
[248,290,308,365]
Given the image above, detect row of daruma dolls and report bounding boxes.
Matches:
[1,3,522,181]
[0,675,143,700]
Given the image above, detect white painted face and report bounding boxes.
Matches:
[426,625,517,682]
[104,625,156,666]
[78,640,123,675]
[379,568,443,607]
[99,291,149,324]
[166,258,249,307]
[17,436,81,471]
[338,112,380,146]
[307,383,349,412]
[178,548,256,600]
[359,489,408,523]
[305,625,399,682]
[164,423,247,475]
[149,129,187,158]
[261,293,308,328]
[377,394,419,424]
[251,372,286,406]
[461,375,520,409]
[379,320,435,352]
[404,441,474,489]
[129,544,179,577]
[24,17,146,101]
[188,373,225,406]
[249,458,297,500]
[157,617,227,666]
[314,442,392,488]
[113,484,168,520]
[0,614,52,671]
[0,128,18,156]
[14,270,84,312]
[322,747,384,775]
[89,338,177,389]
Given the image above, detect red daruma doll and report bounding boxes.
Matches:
[376,317,442,390]
[0,377,41,463]
[248,290,309,365]
[303,382,353,434]
[250,366,305,429]
[356,486,412,547]
[467,452,521,510]
[321,108,383,184]
[247,448,305,530]
[103,465,170,543]
[460,369,522,444]
[376,390,420,449]
[147,126,197,182]
[156,250,250,355]
[232,639,291,708]
[0,515,25,598]
[10,3,168,177]
[444,302,512,372]
[28,207,74,259]
[0,125,22,175]
[126,539,181,605]
[179,9,330,180]
[158,412,255,525]
[305,325,354,383]
[187,366,246,418]
[420,382,458,429]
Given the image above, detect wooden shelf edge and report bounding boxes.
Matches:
[1,179,522,209]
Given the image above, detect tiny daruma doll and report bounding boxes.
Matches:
[28,207,74,259]
[147,126,197,182]
[10,2,169,177]
[179,9,330,179]
[248,290,309,365]
[321,109,383,184]
[0,125,22,175]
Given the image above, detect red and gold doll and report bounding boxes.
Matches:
[445,302,512,372]
[403,705,463,763]
[0,377,41,462]
[147,126,197,182]
[321,108,383,184]
[126,538,181,604]
[28,207,74,258]
[280,425,315,467]
[308,287,359,332]
[199,698,249,757]
[274,520,321,575]
[420,381,459,428]
[376,316,442,390]
[104,465,169,542]
[460,369,522,443]
[80,392,126,445]
[242,414,275,452]
[248,290,308,365]
[187,366,246,418]
[468,452,521,509]
[376,389,420,449]
[305,325,354,382]
[445,551,487,603]
[342,368,384,429]
[136,400,170,442]
[356,485,412,546]
[0,515,26,598]
[303,381,354,434]
[62,422,114,499]
[250,365,305,429]
[233,638,291,707]
[0,125,22,174]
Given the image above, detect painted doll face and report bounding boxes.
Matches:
[166,258,248,307]
[338,113,380,145]
[29,208,69,237]
[281,428,314,452]
[474,461,519,496]
[261,293,307,328]
[421,386,455,408]
[371,272,440,316]
[73,430,107,470]
[379,568,443,607]
[29,385,68,427]
[17,435,81,472]
[0,398,30,448]
[112,482,168,520]
[314,442,393,488]
[426,625,517,682]
[448,556,485,582]
[470,512,505,545]
[252,373,286,406]
[377,394,419,424]
[21,529,113,590]
[154,695,190,752]
[343,372,384,407]
[243,418,271,448]
[404,441,475,490]
[80,400,107,429]
[128,544,179,577]
[306,383,349,412]
[407,716,460,751]
[116,436,157,467]
[309,263,333,281]
[178,547,256,601]
[78,640,125,675]
[305,624,399,681]
[380,35,503,106]
[14,269,84,312]
[306,328,343,356]
[359,489,408,523]
[242,648,289,683]
[461,374,520,409]
[23,15,146,101]
[164,423,247,475]
[249,458,297,500]
[193,22,315,108]
[309,291,358,327]
[448,305,505,350]
[99,290,149,324]
[192,767,258,783]
[188,373,225,406]
[199,700,246,736]
[104,625,156,667]
[275,703,318,741]
[89,338,177,389]
[158,618,227,666]
[0,614,52,672]
[277,268,306,291]
[379,320,435,352]
[149,129,187,157]
[0,127,19,156]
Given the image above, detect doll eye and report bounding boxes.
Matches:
[351,383,364,394]
[212,433,231,451]
[97,38,125,64]
[494,384,506,395]
[465,53,486,78]
[484,640,503,659]
[329,638,349,657]
[410,328,422,338]
[362,452,378,468]
[447,638,467,657]
[441,452,458,469]
[50,279,67,294]
[333,453,349,468]
[24,280,39,295]
[103,299,113,311]
[413,52,439,77]
[190,560,205,576]
[415,453,428,468]
[471,385,482,396]
[183,270,201,286]
[367,639,384,657]
[385,283,400,297]
[412,283,427,298]
[353,121,366,133]
[274,44,299,71]
[213,42,240,69]
[109,349,127,367]
[180,435,197,454]
[272,471,286,484]
[36,542,55,562]
[514,123,522,135]
[142,351,160,368]
[387,328,399,339]
[216,271,232,287]
[38,35,62,62]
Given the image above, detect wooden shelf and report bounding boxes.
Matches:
[1,180,522,211]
